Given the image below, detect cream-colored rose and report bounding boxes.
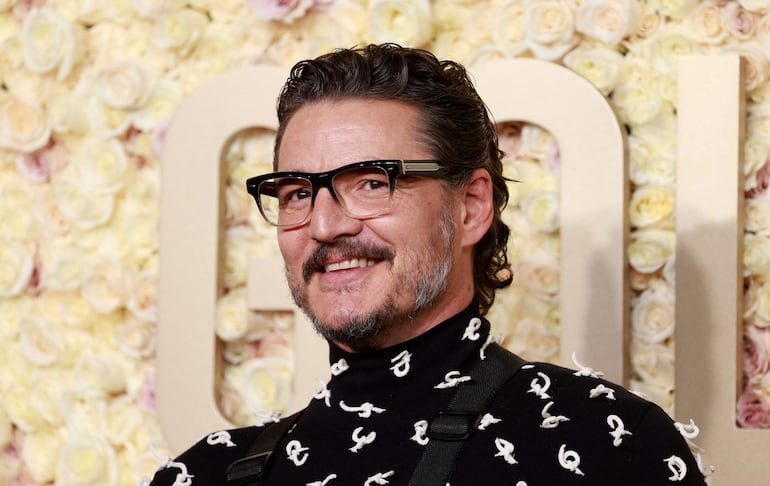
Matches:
[627,229,675,273]
[686,1,727,44]
[20,7,81,80]
[0,238,34,297]
[431,31,477,66]
[126,271,158,323]
[0,178,38,239]
[611,78,664,126]
[631,279,675,343]
[115,315,156,359]
[628,184,674,229]
[0,33,23,83]
[647,24,699,74]
[747,103,770,140]
[78,137,129,194]
[240,357,293,415]
[0,294,31,338]
[28,376,65,427]
[56,432,118,486]
[105,395,143,445]
[746,199,770,235]
[39,237,90,291]
[150,8,207,55]
[519,124,557,161]
[0,407,11,450]
[74,352,127,395]
[662,253,676,287]
[132,77,183,131]
[223,225,257,289]
[132,0,185,17]
[740,0,770,12]
[513,255,560,298]
[648,0,697,19]
[563,44,624,95]
[745,233,770,278]
[5,383,50,431]
[22,428,62,483]
[35,292,98,331]
[628,136,675,186]
[723,42,769,93]
[575,0,641,46]
[508,316,560,362]
[94,59,156,110]
[54,169,115,230]
[757,13,770,60]
[520,190,560,233]
[368,0,433,47]
[744,135,770,182]
[20,316,66,366]
[86,95,133,139]
[0,96,51,153]
[631,341,674,387]
[492,0,527,56]
[216,286,272,342]
[81,256,128,314]
[225,181,255,227]
[523,0,579,60]
[633,2,662,39]
[630,378,673,413]
[753,281,770,327]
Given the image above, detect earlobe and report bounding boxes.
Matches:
[460,168,495,247]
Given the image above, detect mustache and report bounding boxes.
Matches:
[302,239,395,282]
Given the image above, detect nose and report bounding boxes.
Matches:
[308,188,363,242]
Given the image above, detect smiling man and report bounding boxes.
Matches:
[149,44,708,486]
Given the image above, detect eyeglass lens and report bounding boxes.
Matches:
[258,166,393,226]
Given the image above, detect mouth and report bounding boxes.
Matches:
[302,241,394,282]
[323,258,378,273]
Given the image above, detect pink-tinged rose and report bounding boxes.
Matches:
[15,142,68,182]
[723,2,756,40]
[737,385,770,428]
[247,0,316,24]
[745,324,770,379]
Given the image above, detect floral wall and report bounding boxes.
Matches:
[0,0,768,484]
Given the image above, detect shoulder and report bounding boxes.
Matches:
[147,425,261,486]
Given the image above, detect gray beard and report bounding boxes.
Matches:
[288,206,455,352]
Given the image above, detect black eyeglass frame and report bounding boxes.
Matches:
[246,159,447,227]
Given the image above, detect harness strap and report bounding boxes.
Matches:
[407,343,526,486]
[224,410,303,486]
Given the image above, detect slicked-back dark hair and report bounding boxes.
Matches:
[274,43,512,314]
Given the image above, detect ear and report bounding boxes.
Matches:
[458,168,495,248]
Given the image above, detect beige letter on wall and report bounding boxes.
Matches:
[472,59,628,384]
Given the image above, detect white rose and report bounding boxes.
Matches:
[94,59,156,110]
[723,42,769,92]
[0,178,38,240]
[0,238,34,297]
[757,13,770,60]
[219,376,250,426]
[223,225,257,289]
[520,190,559,233]
[126,271,158,323]
[39,237,90,292]
[78,137,129,194]
[634,3,662,39]
[754,281,770,327]
[686,1,728,44]
[5,384,49,432]
[81,256,129,314]
[508,316,560,362]
[132,77,183,131]
[150,8,207,55]
[20,7,81,80]
[745,233,770,278]
[747,104,770,141]
[492,0,528,56]
[240,357,293,414]
[74,353,127,396]
[744,136,770,181]
[563,44,625,95]
[631,279,675,343]
[36,292,98,330]
[115,315,157,359]
[369,0,433,47]
[740,0,770,12]
[513,255,560,298]
[575,0,641,46]
[28,377,65,427]
[523,0,579,61]
[649,0,698,19]
[647,24,699,74]
[132,0,185,18]
[19,316,66,366]
[54,169,115,229]
[630,378,673,413]
[0,294,31,339]
[0,407,11,449]
[105,395,143,445]
[225,181,255,227]
[22,428,62,483]
[0,33,23,82]
[611,78,664,126]
[0,96,51,153]
[85,99,129,140]
[216,286,271,342]
[56,432,118,486]
[47,89,89,134]
[631,341,675,387]
[519,124,557,161]
[627,229,675,273]
[627,136,675,185]
[628,184,674,228]
[746,199,770,235]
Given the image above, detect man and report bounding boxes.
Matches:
[150,44,707,485]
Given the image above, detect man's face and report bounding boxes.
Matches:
[275,98,467,351]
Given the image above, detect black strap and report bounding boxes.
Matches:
[407,343,526,486]
[224,410,304,486]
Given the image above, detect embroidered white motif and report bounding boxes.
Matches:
[462,317,482,341]
[521,364,535,370]
[434,370,472,389]
[390,350,412,377]
[674,419,700,440]
[350,426,377,452]
[307,473,337,486]
[286,439,310,466]
[558,444,585,476]
[515,482,528,486]
[254,411,281,426]
[607,414,632,447]
[571,352,603,378]
[339,400,386,417]
[527,371,552,399]
[477,413,501,430]
[664,455,687,481]
[167,460,193,486]
[493,437,518,464]
[411,420,429,445]
[589,383,616,400]
[206,430,236,447]
[331,358,349,376]
[540,401,569,429]
[313,378,331,407]
[364,470,395,485]
[479,334,496,359]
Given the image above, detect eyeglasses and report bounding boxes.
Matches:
[246,159,447,228]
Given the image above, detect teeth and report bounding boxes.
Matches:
[324,258,377,272]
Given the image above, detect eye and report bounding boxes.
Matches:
[275,180,312,208]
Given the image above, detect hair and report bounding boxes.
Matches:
[274,43,512,314]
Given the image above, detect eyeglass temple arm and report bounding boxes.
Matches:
[400,160,446,176]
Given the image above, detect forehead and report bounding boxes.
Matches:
[276,98,430,173]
